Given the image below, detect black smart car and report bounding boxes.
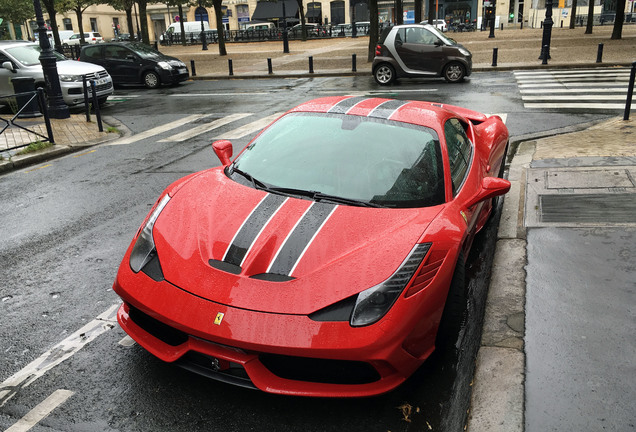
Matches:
[372,24,472,85]
[79,42,188,89]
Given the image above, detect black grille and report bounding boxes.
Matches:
[128,304,188,346]
[259,354,380,385]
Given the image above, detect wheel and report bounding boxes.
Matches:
[143,71,160,89]
[435,252,467,352]
[374,63,396,85]
[443,62,465,83]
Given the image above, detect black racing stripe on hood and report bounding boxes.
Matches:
[327,96,367,114]
[368,99,409,119]
[267,202,336,276]
[224,194,287,267]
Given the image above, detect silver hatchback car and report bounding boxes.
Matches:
[0,41,113,106]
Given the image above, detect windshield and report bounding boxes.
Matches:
[231,112,445,208]
[427,25,456,45]
[6,45,65,66]
[126,43,163,59]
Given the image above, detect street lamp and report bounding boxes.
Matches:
[539,0,554,62]
[32,0,69,119]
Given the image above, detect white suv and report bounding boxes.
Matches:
[65,32,104,46]
[0,41,113,106]
[420,19,448,32]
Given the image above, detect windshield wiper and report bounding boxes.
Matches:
[268,187,386,208]
[229,166,268,190]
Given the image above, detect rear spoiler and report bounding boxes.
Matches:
[427,102,488,124]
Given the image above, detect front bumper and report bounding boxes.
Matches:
[158,67,189,84]
[113,266,438,397]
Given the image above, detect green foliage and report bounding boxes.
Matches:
[0,0,35,25]
[16,141,54,155]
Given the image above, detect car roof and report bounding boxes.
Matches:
[0,40,34,48]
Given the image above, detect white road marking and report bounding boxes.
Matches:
[167,93,269,97]
[0,304,118,408]
[220,112,283,139]
[118,335,136,347]
[524,102,635,109]
[522,94,630,101]
[4,389,74,432]
[107,114,207,145]
[158,112,252,142]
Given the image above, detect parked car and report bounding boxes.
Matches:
[372,24,472,85]
[160,21,210,42]
[112,33,135,42]
[79,42,188,89]
[420,19,448,32]
[65,32,104,46]
[112,96,510,397]
[0,41,113,106]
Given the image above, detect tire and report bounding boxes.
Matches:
[143,71,160,89]
[443,62,465,83]
[374,63,396,85]
[435,252,467,352]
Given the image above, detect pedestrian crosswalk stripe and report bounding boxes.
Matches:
[514,67,633,111]
[108,114,208,145]
[220,112,283,139]
[158,113,252,142]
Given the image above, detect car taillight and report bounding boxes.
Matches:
[375,44,381,56]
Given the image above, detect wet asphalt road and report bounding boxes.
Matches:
[0,72,618,431]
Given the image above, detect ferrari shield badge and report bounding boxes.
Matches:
[214,312,225,325]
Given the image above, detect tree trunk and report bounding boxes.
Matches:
[428,0,435,23]
[75,8,85,45]
[611,0,625,39]
[298,0,307,41]
[126,8,134,37]
[137,0,150,45]
[585,0,594,33]
[396,0,403,24]
[569,0,578,28]
[178,4,186,45]
[213,0,227,55]
[414,0,423,23]
[368,0,378,61]
[41,0,62,49]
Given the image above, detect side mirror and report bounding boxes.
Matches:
[465,177,511,209]
[434,39,444,46]
[212,140,233,166]
[2,61,15,73]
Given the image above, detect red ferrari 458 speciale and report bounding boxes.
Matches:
[113,96,510,397]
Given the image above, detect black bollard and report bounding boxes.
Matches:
[190,60,196,77]
[596,43,604,63]
[90,80,103,132]
[228,59,234,76]
[492,47,498,67]
[521,21,523,29]
[624,61,636,120]
[352,54,357,72]
[82,76,90,122]
[309,56,314,73]
[500,23,504,30]
[267,58,273,74]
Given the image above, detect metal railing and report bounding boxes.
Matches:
[0,89,54,153]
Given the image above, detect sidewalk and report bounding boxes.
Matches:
[468,116,636,431]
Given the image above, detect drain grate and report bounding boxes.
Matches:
[539,194,636,224]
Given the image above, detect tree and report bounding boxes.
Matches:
[136,0,150,44]
[211,0,226,55]
[295,0,307,40]
[414,0,423,23]
[427,0,435,24]
[59,0,98,45]
[611,0,625,39]
[569,0,578,28]
[367,0,378,61]
[395,0,403,24]
[0,0,34,39]
[41,0,64,48]
[585,0,594,33]
[107,0,135,38]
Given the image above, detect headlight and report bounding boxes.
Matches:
[59,74,83,82]
[458,48,471,56]
[350,243,431,327]
[129,194,170,273]
[157,61,172,70]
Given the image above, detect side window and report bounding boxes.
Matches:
[444,118,473,196]
[83,46,102,60]
[406,27,436,44]
[395,28,405,44]
[105,46,129,60]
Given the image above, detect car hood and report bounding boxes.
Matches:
[56,59,106,74]
[151,168,444,315]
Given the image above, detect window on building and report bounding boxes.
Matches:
[90,18,98,32]
[63,18,72,30]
